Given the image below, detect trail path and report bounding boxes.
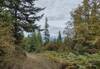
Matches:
[22,53,61,69]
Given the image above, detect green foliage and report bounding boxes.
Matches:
[71,0,100,53]
[0,0,100,68]
[0,11,15,68]
[0,0,44,45]
[42,51,100,69]
[44,17,50,45]
[57,31,62,46]
[0,0,43,68]
[32,31,43,52]
[44,42,59,51]
[63,37,74,52]
[22,30,43,52]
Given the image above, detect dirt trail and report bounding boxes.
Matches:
[22,53,61,69]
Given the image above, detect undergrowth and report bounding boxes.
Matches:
[40,51,100,69]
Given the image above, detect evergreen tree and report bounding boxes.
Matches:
[37,30,43,47]
[0,0,44,45]
[56,31,62,49]
[71,0,100,53]
[0,1,44,64]
[44,17,50,45]
[31,30,43,52]
[22,30,43,52]
[21,36,32,52]
[57,31,62,43]
[30,31,37,52]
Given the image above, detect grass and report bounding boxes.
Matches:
[38,51,100,69]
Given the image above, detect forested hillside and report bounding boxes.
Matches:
[0,0,100,69]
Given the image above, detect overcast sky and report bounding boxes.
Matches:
[36,0,82,37]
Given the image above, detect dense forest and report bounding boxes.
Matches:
[0,0,100,69]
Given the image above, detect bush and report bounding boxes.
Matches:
[44,43,59,51]
[41,51,100,69]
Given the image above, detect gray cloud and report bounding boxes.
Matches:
[36,0,82,37]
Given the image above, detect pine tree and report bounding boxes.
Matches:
[71,0,100,53]
[22,30,43,52]
[0,0,44,67]
[44,17,50,45]
[71,0,90,40]
[37,30,43,47]
[56,31,62,49]
[0,0,44,45]
[57,31,62,44]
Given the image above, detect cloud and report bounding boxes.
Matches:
[36,0,82,37]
